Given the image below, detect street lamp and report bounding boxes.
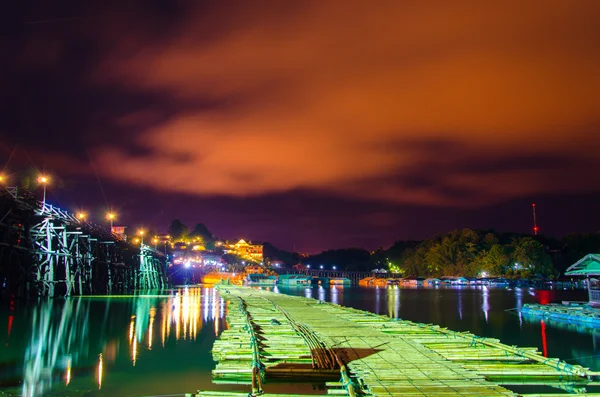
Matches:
[77,212,86,221]
[152,237,158,249]
[0,175,5,184]
[106,212,115,229]
[38,175,49,206]
[138,230,145,245]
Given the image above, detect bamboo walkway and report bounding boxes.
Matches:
[192,286,599,397]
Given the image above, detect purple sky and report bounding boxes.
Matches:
[2,1,600,252]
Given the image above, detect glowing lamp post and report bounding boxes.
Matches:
[138,230,145,246]
[38,175,49,206]
[106,212,115,229]
[0,175,4,184]
[77,212,86,221]
[152,237,158,250]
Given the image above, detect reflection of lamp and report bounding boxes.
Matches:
[23,299,89,396]
[97,354,103,390]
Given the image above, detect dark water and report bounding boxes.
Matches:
[0,285,598,397]
[1,288,228,397]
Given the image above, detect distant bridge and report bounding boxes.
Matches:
[0,186,170,298]
[278,268,400,283]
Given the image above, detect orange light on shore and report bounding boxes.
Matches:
[77,212,87,220]
[106,212,116,229]
[137,230,145,245]
[38,175,50,205]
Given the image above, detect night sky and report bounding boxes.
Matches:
[2,1,600,252]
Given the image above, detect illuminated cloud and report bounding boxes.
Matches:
[93,1,600,206]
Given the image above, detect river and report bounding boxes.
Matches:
[0,285,596,397]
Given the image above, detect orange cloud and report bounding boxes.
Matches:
[94,1,600,206]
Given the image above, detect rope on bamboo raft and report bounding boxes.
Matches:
[264,298,335,369]
[235,297,264,395]
[260,297,357,397]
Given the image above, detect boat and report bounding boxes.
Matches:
[425,277,441,286]
[278,274,313,286]
[245,273,277,287]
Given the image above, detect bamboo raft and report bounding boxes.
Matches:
[192,286,600,397]
[521,303,600,328]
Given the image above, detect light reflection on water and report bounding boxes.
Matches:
[375,286,381,314]
[482,286,489,322]
[387,286,400,319]
[515,287,524,328]
[318,285,326,301]
[3,285,596,396]
[13,287,226,397]
[457,290,463,320]
[22,298,91,397]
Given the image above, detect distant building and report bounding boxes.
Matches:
[245,265,264,274]
[111,226,127,240]
[225,239,263,262]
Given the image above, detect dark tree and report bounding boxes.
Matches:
[168,219,189,241]
[190,223,216,249]
[305,248,371,271]
[263,242,300,266]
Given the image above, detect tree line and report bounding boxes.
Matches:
[264,229,600,278]
[383,229,556,278]
[163,219,599,277]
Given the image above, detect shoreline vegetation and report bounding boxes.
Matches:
[265,229,600,279]
[164,220,598,278]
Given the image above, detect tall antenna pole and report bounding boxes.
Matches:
[532,203,538,236]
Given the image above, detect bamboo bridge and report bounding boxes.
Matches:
[191,285,600,397]
[0,186,170,297]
